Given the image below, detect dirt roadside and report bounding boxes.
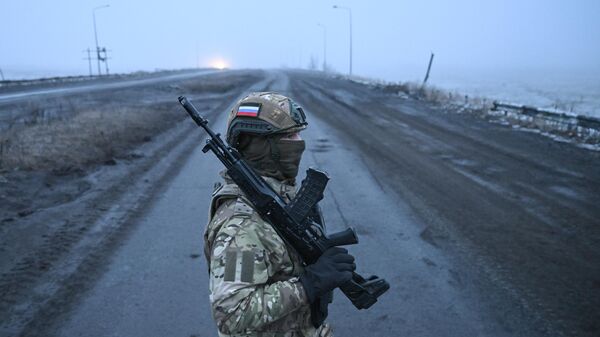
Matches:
[0,70,268,335]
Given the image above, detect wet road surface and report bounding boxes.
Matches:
[4,69,598,336]
[54,73,515,337]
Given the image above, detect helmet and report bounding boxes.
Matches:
[226,92,307,148]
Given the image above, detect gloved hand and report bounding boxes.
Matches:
[299,247,356,303]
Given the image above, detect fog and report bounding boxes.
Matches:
[1,0,599,82]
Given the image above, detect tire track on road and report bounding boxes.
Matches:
[288,72,600,336]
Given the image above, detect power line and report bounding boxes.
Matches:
[82,47,111,77]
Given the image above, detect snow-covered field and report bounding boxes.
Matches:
[435,72,599,118]
[378,67,600,118]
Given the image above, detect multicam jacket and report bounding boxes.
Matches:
[204,174,333,337]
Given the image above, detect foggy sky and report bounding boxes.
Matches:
[1,0,599,81]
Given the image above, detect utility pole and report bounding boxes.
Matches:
[317,23,327,72]
[422,52,435,85]
[93,5,109,76]
[83,48,93,76]
[101,47,110,75]
[333,5,353,76]
[0,67,5,81]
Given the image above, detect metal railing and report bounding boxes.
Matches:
[491,101,600,131]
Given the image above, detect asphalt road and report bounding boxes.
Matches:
[7,70,598,336]
[0,69,219,103]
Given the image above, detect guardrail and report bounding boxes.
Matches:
[490,100,600,144]
[492,101,600,131]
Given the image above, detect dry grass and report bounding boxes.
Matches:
[0,103,183,171]
[0,72,262,172]
[377,80,492,111]
[378,81,451,103]
[179,74,258,94]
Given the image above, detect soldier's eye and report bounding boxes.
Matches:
[282,132,301,140]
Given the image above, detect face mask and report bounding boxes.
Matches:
[239,136,305,181]
[274,139,305,179]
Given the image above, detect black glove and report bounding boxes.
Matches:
[310,290,333,328]
[299,247,356,304]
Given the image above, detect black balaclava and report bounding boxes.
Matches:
[237,134,305,184]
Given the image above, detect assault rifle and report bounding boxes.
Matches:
[179,96,389,314]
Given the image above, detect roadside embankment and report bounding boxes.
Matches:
[343,74,600,149]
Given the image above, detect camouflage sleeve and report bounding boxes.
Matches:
[208,215,308,334]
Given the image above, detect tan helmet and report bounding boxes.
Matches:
[226,92,307,147]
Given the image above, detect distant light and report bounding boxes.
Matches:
[209,59,228,70]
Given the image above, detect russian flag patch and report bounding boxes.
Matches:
[237,103,260,117]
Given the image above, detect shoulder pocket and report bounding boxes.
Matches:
[233,198,254,217]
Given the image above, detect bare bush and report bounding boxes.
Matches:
[380,83,411,95]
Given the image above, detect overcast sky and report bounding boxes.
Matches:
[1,0,599,81]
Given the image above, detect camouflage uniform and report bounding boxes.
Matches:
[204,172,333,337]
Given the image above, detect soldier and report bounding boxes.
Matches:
[204,92,356,337]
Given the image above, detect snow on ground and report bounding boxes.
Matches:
[432,74,600,119]
[372,67,600,119]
